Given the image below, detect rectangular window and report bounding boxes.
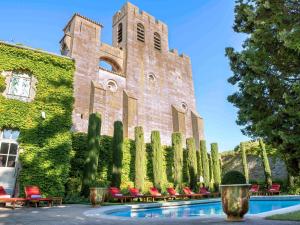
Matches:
[8,73,31,98]
[0,129,19,167]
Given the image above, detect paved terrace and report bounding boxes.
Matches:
[0,204,299,225]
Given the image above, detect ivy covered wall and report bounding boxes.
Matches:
[0,43,75,197]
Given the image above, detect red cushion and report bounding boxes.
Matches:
[25,186,41,198]
[183,187,192,195]
[167,188,177,195]
[150,187,160,195]
[0,186,7,196]
[109,187,121,195]
[129,188,140,196]
[200,187,210,194]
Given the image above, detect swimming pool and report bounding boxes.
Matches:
[109,200,300,218]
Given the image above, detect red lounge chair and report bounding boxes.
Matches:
[128,187,152,202]
[0,186,26,209]
[108,187,133,203]
[149,187,169,201]
[183,187,203,199]
[199,187,211,197]
[167,187,186,199]
[267,184,281,195]
[25,186,53,207]
[249,184,260,195]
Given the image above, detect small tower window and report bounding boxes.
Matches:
[106,80,118,92]
[137,23,145,42]
[154,32,161,51]
[118,23,122,43]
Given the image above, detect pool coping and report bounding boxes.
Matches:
[83,195,300,221]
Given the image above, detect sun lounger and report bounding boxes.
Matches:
[25,186,53,207]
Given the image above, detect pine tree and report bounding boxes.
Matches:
[134,126,145,191]
[172,132,183,189]
[186,138,198,190]
[81,113,101,197]
[259,138,272,187]
[211,143,221,188]
[151,130,163,189]
[200,140,210,187]
[111,121,123,188]
[240,142,249,183]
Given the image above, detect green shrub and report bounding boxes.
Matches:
[151,131,163,189]
[240,142,249,183]
[222,171,246,185]
[81,113,101,197]
[196,150,203,178]
[172,132,183,189]
[200,140,210,187]
[186,138,198,190]
[211,143,221,188]
[111,121,123,188]
[0,75,5,92]
[259,138,272,187]
[134,126,146,192]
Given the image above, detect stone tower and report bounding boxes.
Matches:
[60,2,204,147]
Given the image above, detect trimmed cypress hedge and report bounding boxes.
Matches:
[200,140,210,187]
[211,143,221,188]
[81,113,101,197]
[151,131,163,189]
[259,138,272,187]
[111,121,123,188]
[186,138,198,190]
[196,150,203,178]
[172,132,183,189]
[134,126,146,191]
[240,142,249,183]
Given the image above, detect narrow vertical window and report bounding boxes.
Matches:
[137,23,145,42]
[154,32,161,51]
[118,23,122,43]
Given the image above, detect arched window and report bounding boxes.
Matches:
[154,32,161,51]
[118,23,122,43]
[137,23,145,42]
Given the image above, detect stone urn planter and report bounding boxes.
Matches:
[89,187,107,207]
[220,171,250,222]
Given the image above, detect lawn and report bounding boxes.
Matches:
[267,211,300,221]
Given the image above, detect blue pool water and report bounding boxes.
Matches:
[109,200,300,218]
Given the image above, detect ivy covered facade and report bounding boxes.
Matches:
[0,42,75,196]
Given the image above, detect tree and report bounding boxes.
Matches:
[151,131,163,189]
[208,153,215,191]
[111,121,123,188]
[226,0,300,177]
[81,113,101,197]
[259,138,272,187]
[196,150,203,178]
[240,142,249,183]
[200,140,210,187]
[186,138,198,190]
[172,132,183,189]
[134,126,145,191]
[211,143,221,188]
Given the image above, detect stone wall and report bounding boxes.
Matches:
[221,154,288,182]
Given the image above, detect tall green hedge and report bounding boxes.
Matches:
[111,121,123,188]
[81,113,101,197]
[172,132,183,189]
[200,140,210,187]
[151,131,163,189]
[259,138,272,187]
[186,138,198,190]
[134,127,146,191]
[196,150,203,178]
[0,43,74,197]
[240,142,249,183]
[211,143,221,188]
[208,153,215,191]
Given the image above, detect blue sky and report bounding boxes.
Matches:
[0,0,250,151]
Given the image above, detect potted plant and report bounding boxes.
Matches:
[220,171,251,222]
[89,187,107,207]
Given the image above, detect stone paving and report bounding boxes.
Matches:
[0,204,299,225]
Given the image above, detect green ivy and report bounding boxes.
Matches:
[0,43,74,197]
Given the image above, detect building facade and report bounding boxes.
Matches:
[60,2,204,146]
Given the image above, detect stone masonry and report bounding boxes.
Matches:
[60,2,204,147]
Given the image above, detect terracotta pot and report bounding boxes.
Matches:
[89,187,107,207]
[220,184,251,222]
